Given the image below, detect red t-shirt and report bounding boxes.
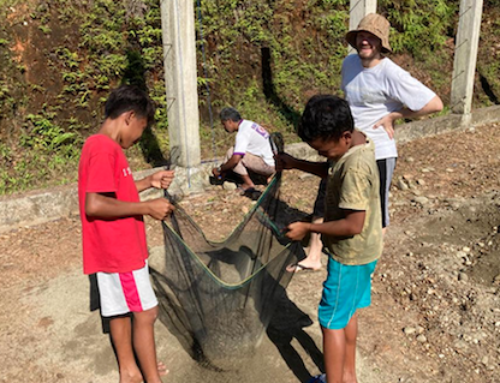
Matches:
[78,134,148,274]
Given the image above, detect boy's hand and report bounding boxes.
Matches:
[150,170,175,189]
[274,153,296,172]
[146,198,175,220]
[285,221,311,241]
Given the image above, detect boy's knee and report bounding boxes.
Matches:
[134,305,159,324]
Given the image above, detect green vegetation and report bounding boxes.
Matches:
[0,0,498,195]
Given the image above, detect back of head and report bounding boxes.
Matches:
[298,95,354,143]
[105,85,155,126]
[220,107,241,122]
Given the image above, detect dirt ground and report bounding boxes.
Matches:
[1,122,500,383]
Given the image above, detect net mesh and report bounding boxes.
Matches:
[150,134,306,367]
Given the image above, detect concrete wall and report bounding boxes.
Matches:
[1,105,500,233]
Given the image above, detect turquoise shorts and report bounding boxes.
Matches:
[318,257,377,330]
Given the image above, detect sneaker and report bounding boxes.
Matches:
[308,374,326,383]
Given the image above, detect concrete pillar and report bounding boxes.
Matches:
[349,0,377,32]
[451,0,483,115]
[160,0,201,168]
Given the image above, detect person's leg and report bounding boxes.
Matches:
[342,314,358,383]
[298,216,323,270]
[132,306,165,383]
[239,153,275,190]
[322,326,346,383]
[376,157,396,235]
[109,316,143,383]
[291,178,327,271]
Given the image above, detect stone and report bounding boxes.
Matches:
[458,273,469,282]
[416,334,427,343]
[404,327,416,335]
[397,179,409,191]
[413,196,429,205]
[223,182,238,191]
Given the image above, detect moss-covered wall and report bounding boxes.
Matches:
[0,0,498,195]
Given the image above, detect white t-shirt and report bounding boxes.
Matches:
[341,55,437,160]
[233,120,275,166]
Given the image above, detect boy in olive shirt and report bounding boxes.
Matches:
[276,95,383,383]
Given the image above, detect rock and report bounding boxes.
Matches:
[494,274,500,282]
[446,168,454,173]
[405,157,415,163]
[223,182,237,191]
[397,179,409,191]
[458,273,468,282]
[456,250,467,258]
[416,326,425,335]
[462,246,471,253]
[404,327,416,335]
[299,173,314,180]
[416,334,427,343]
[413,196,429,205]
[482,356,489,365]
[417,179,426,186]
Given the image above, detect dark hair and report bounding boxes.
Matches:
[298,95,354,143]
[219,107,241,122]
[104,85,156,126]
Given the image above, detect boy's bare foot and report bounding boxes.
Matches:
[157,362,169,376]
[119,368,143,383]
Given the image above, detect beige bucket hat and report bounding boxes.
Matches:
[345,13,392,53]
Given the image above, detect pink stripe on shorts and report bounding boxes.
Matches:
[96,261,158,317]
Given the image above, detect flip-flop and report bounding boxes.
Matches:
[286,262,316,273]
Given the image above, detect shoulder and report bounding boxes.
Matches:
[239,120,253,129]
[343,145,377,178]
[342,54,360,69]
[381,58,413,81]
[82,135,120,159]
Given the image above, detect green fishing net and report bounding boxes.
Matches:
[150,135,307,368]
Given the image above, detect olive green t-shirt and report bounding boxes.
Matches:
[322,137,383,265]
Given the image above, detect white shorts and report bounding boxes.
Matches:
[96,261,158,317]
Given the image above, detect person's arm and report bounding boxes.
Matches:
[135,170,175,193]
[286,210,365,241]
[212,154,243,178]
[374,95,443,139]
[275,152,329,178]
[85,192,174,221]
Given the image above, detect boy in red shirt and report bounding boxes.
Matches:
[78,85,174,383]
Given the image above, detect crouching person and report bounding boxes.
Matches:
[212,107,275,193]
